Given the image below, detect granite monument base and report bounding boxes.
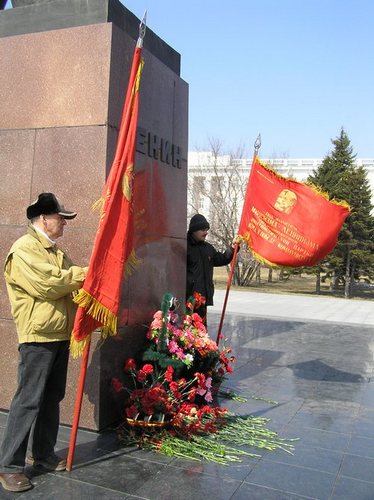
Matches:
[0,0,188,431]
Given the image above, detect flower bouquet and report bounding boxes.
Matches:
[144,292,235,395]
[112,292,296,463]
[112,292,233,425]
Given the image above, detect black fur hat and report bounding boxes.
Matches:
[188,214,210,233]
[26,193,77,220]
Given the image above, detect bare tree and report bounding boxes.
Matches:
[188,139,258,286]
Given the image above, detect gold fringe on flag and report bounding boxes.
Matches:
[240,234,284,268]
[92,197,105,212]
[251,247,293,269]
[124,249,141,278]
[70,290,118,357]
[73,289,118,332]
[92,187,112,213]
[305,182,351,211]
[260,158,351,212]
[70,334,91,359]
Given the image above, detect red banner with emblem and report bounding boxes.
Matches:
[70,46,144,357]
[238,157,350,267]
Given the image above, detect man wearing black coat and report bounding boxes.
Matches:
[186,214,235,322]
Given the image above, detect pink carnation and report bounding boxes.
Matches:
[205,390,213,403]
[150,318,162,329]
[168,340,179,353]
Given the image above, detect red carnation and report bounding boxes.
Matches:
[136,370,147,383]
[123,358,137,372]
[125,405,138,418]
[169,381,179,393]
[142,364,154,375]
[111,377,124,393]
[193,291,206,308]
[165,366,174,382]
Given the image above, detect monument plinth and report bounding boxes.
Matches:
[0,0,188,430]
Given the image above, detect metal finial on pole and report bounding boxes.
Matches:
[254,133,261,155]
[137,10,147,48]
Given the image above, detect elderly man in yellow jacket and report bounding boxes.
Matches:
[0,193,88,493]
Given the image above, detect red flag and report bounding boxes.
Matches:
[238,157,350,267]
[70,45,144,357]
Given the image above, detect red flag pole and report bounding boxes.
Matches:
[66,337,91,471]
[215,243,239,345]
[215,134,261,346]
[66,12,147,472]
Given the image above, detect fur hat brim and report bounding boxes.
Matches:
[26,193,77,220]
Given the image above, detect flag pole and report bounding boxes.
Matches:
[215,243,239,345]
[66,13,147,472]
[216,134,261,346]
[66,338,91,471]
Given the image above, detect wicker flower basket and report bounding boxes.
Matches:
[125,413,173,430]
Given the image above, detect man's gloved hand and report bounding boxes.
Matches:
[231,236,241,249]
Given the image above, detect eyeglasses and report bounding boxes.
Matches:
[43,214,66,222]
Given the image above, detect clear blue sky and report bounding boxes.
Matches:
[4,0,373,159]
[122,0,373,159]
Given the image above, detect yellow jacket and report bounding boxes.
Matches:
[4,225,87,343]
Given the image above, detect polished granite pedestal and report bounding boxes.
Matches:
[0,0,188,430]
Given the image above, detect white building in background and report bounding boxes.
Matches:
[188,151,374,215]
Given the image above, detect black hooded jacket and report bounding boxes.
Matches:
[186,232,234,305]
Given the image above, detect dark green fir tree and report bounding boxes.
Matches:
[308,128,374,297]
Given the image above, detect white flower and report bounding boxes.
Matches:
[184,354,194,366]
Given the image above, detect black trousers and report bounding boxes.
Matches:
[0,341,69,472]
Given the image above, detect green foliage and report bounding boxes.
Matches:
[142,348,185,369]
[308,128,356,200]
[118,411,296,465]
[308,128,374,295]
[158,292,174,352]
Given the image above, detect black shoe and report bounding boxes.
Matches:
[25,454,67,471]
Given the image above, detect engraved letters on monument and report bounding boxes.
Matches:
[136,126,185,169]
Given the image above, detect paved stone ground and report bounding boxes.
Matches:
[1,291,374,499]
[211,289,374,327]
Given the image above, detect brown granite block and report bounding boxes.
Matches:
[0,23,112,130]
[30,126,108,229]
[0,0,181,75]
[60,225,97,267]
[61,332,100,429]
[0,130,36,225]
[0,319,19,410]
[107,25,134,135]
[132,159,187,241]
[119,236,186,327]
[60,323,149,429]
[136,48,188,146]
[0,13,188,431]
[134,44,188,240]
